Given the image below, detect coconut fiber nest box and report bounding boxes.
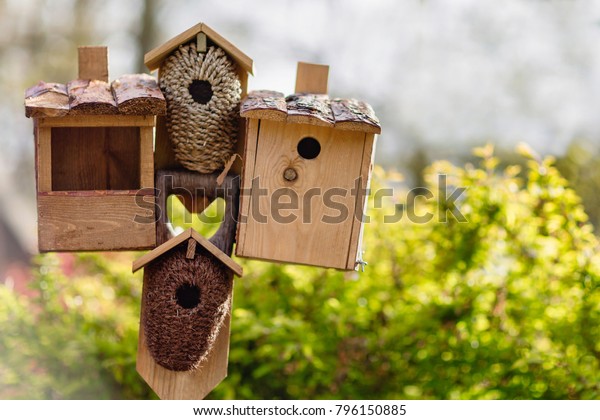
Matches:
[132,228,242,399]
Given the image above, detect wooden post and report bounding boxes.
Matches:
[36,127,52,192]
[78,46,109,82]
[295,62,329,94]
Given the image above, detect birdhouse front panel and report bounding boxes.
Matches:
[25,47,166,252]
[237,80,380,270]
[237,119,370,269]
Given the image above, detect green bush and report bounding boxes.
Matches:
[1,145,598,399]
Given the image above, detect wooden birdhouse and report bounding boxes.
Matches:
[144,22,253,201]
[24,46,166,252]
[132,228,242,400]
[236,62,381,270]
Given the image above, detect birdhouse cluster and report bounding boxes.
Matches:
[24,22,380,399]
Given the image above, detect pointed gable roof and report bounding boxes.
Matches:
[144,22,253,75]
[132,228,243,277]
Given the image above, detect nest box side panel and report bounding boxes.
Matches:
[235,119,260,257]
[37,194,156,251]
[345,133,376,270]
[236,120,366,269]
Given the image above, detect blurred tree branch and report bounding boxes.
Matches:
[137,0,160,73]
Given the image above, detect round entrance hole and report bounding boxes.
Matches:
[175,283,201,309]
[297,137,321,160]
[188,79,213,104]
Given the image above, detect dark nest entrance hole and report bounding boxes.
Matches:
[297,136,321,160]
[175,283,201,309]
[188,79,213,104]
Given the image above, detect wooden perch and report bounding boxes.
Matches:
[25,82,69,118]
[330,98,381,134]
[240,90,287,121]
[67,79,118,115]
[286,93,334,127]
[111,74,166,115]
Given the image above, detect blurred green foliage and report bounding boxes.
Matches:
[1,146,599,399]
[556,140,600,230]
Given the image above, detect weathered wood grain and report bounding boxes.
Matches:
[240,90,287,121]
[285,94,334,127]
[111,74,166,115]
[68,79,118,115]
[26,76,166,117]
[330,98,381,134]
[50,127,141,191]
[154,171,240,256]
[25,82,69,118]
[37,194,156,251]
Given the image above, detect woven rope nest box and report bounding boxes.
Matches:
[160,43,241,173]
[133,229,243,372]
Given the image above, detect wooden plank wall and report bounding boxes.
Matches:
[50,127,141,191]
[37,194,156,251]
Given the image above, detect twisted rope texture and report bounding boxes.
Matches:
[160,43,241,173]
